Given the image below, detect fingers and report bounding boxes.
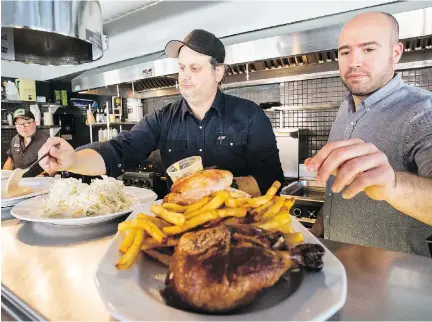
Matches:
[331,152,388,193]
[39,138,68,171]
[307,138,364,172]
[341,166,391,199]
[316,142,379,184]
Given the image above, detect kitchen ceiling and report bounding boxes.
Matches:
[100,0,163,23]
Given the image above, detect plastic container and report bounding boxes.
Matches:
[166,156,203,183]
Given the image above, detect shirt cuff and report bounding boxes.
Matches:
[76,142,125,178]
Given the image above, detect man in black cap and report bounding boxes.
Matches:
[3,108,50,177]
[38,29,284,196]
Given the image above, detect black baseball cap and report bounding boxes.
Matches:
[165,29,225,64]
[13,109,35,122]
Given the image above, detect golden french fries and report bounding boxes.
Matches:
[251,198,274,216]
[260,196,285,220]
[217,207,248,218]
[284,232,304,245]
[254,211,291,230]
[274,224,295,234]
[185,191,230,219]
[162,203,188,213]
[163,210,219,235]
[141,237,178,250]
[151,204,186,226]
[119,228,137,253]
[136,214,171,228]
[183,196,210,214]
[114,179,310,271]
[116,229,145,270]
[245,195,273,208]
[282,197,295,211]
[224,198,248,208]
[131,220,167,243]
[266,181,282,197]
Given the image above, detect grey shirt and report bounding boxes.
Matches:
[323,74,432,257]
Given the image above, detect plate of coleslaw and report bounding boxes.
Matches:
[10,176,157,226]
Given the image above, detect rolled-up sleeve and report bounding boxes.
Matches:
[403,98,432,178]
[245,107,284,194]
[78,111,162,177]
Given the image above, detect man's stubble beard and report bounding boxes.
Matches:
[342,57,394,97]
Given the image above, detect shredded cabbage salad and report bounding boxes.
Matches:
[39,176,136,218]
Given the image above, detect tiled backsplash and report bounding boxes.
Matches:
[139,67,431,164]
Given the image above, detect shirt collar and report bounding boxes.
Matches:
[181,90,223,118]
[349,73,404,111]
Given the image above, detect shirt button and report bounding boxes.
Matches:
[328,193,332,197]
[199,149,202,152]
[199,126,203,129]
[230,142,233,146]
[325,216,329,219]
[366,108,371,112]
[118,164,122,168]
[121,169,124,173]
[168,149,171,152]
[350,121,355,126]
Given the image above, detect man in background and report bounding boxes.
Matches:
[3,109,50,177]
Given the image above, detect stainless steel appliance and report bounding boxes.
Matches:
[281,180,325,228]
[1,0,103,65]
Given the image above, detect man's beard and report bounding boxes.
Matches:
[341,59,394,97]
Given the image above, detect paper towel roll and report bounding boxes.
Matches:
[44,112,54,126]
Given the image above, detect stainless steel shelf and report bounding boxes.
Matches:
[1,125,60,130]
[1,100,37,104]
[90,122,136,127]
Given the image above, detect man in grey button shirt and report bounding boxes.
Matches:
[308,12,432,256]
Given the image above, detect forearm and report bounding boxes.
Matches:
[3,158,14,170]
[68,149,107,176]
[310,206,324,237]
[385,172,432,225]
[234,176,261,197]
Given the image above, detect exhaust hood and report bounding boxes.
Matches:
[1,0,103,66]
[71,7,432,95]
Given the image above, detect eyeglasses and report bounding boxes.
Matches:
[15,120,34,128]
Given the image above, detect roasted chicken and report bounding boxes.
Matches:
[163,224,324,313]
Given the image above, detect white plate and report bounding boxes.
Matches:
[1,170,13,180]
[1,177,55,208]
[10,186,157,226]
[94,200,347,321]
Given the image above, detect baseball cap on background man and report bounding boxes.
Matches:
[13,109,35,122]
[164,29,226,64]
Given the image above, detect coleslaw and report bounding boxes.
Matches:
[39,176,136,218]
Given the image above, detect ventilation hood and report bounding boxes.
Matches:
[72,7,432,96]
[1,0,103,66]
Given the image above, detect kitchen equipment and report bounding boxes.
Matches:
[126,98,143,122]
[1,0,103,65]
[7,113,13,125]
[43,111,54,126]
[280,179,325,227]
[5,80,19,100]
[54,114,76,136]
[15,78,36,101]
[274,128,299,178]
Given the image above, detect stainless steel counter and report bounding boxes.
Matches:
[2,216,432,321]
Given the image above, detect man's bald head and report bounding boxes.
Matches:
[338,11,403,101]
[342,12,399,46]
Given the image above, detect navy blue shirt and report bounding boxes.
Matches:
[85,90,284,194]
